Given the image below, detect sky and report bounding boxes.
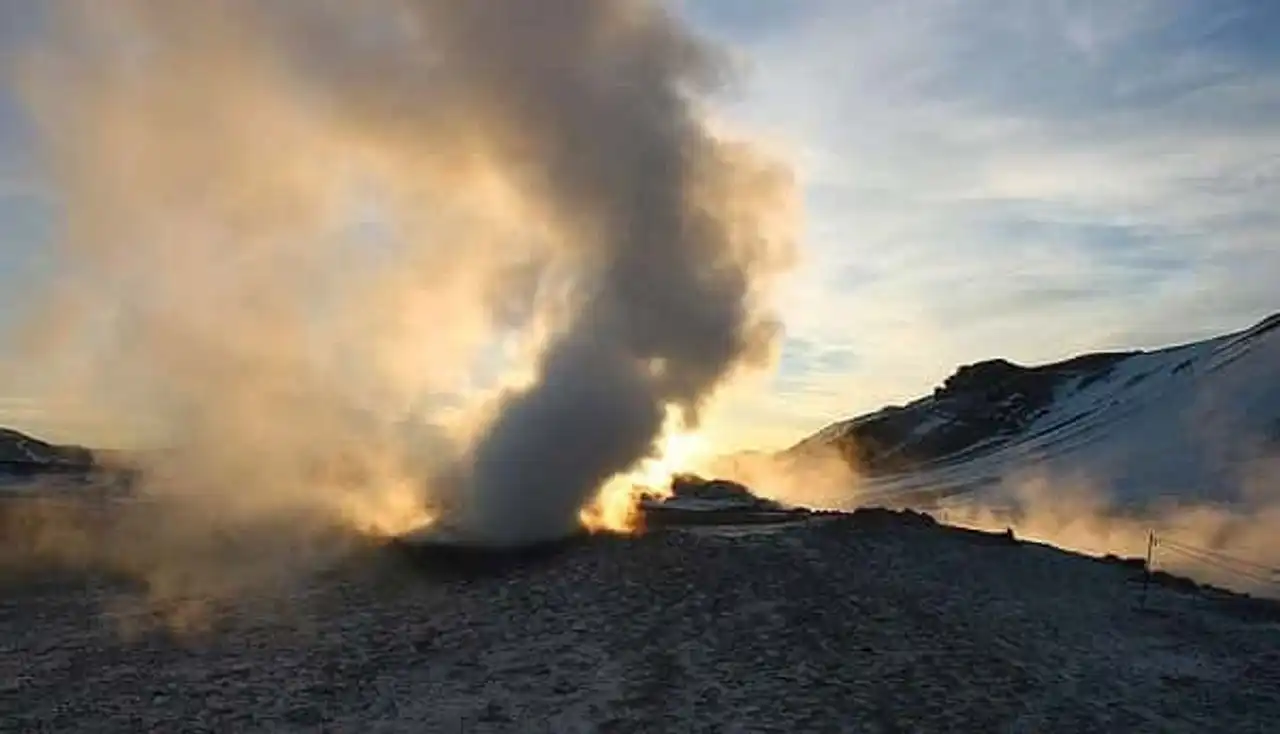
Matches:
[1,0,1279,451]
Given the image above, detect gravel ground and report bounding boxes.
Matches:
[2,510,1279,733]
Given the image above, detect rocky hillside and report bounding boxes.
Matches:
[0,427,94,475]
[789,312,1280,505]
[788,351,1136,473]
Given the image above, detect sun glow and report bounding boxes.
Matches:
[329,403,715,541]
[579,406,710,534]
[335,480,438,539]
[330,404,713,542]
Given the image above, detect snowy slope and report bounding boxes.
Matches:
[797,313,1280,509]
[0,428,95,476]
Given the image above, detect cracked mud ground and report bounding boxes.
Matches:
[3,513,1278,733]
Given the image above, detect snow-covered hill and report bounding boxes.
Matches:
[0,428,95,477]
[771,312,1280,596]
[793,312,1280,509]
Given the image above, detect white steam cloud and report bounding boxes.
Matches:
[9,0,796,556]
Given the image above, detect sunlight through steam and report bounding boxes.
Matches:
[579,405,711,534]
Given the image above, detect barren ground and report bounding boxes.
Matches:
[2,511,1278,733]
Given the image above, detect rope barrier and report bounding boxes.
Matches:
[1156,539,1280,589]
[1158,537,1279,576]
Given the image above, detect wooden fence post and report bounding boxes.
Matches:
[1140,529,1155,610]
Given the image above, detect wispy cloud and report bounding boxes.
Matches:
[683,0,1280,447]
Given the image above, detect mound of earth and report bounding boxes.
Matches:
[3,505,1278,731]
[637,474,807,528]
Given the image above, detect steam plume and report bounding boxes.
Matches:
[12,0,795,555]
[936,465,1280,597]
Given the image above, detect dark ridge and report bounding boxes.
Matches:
[784,347,1145,476]
[788,313,1280,478]
[1028,351,1140,375]
[386,529,592,580]
[777,311,1280,477]
[1101,553,1149,571]
[842,506,939,529]
[0,427,96,475]
[776,345,1131,470]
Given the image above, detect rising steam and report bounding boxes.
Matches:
[935,464,1280,597]
[9,0,795,582]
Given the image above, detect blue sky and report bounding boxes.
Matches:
[681,0,1280,447]
[1,1,1279,450]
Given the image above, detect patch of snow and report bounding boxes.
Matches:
[860,324,1280,509]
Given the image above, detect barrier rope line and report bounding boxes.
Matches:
[1160,546,1278,588]
[1158,538,1279,577]
[1156,538,1280,589]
